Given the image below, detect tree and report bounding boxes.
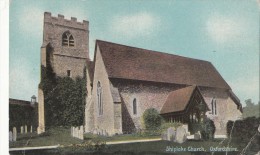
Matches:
[142,108,163,130]
[245,99,254,107]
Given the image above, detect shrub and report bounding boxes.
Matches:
[142,108,163,131]
[227,117,260,143]
[201,118,215,141]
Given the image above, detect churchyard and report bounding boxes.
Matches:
[9,125,244,155]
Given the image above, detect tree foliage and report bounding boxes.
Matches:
[9,104,38,131]
[39,65,86,127]
[201,117,215,141]
[142,108,163,130]
[243,99,260,118]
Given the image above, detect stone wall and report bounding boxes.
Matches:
[115,81,185,133]
[52,54,86,79]
[91,45,118,135]
[42,12,89,79]
[201,87,242,135]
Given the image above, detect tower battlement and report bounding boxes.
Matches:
[44,12,88,31]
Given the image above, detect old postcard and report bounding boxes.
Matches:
[8,0,259,155]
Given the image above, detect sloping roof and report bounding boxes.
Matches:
[96,40,230,89]
[160,86,196,114]
[9,98,37,107]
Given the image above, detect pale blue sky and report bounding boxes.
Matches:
[9,0,259,106]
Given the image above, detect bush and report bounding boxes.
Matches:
[142,108,163,131]
[227,117,260,143]
[201,118,215,141]
[9,104,38,131]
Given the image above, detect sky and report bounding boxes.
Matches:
[9,0,259,106]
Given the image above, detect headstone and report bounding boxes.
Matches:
[93,128,98,135]
[25,125,27,133]
[30,126,33,133]
[182,124,189,135]
[161,131,167,140]
[9,131,13,142]
[194,131,201,140]
[13,127,17,141]
[175,126,187,144]
[167,127,176,141]
[79,126,84,140]
[76,127,79,138]
[21,126,24,134]
[105,131,109,137]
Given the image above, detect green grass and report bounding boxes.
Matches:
[10,127,248,155]
[9,127,83,148]
[84,133,160,142]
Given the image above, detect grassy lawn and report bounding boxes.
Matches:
[10,127,160,148]
[10,127,249,155]
[9,127,83,148]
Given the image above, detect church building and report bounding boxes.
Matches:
[37,12,242,136]
[84,40,242,136]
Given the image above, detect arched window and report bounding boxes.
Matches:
[211,98,217,115]
[62,31,75,47]
[97,81,103,115]
[133,98,137,115]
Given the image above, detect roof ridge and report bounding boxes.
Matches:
[96,39,210,63]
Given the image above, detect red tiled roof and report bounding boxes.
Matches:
[96,40,230,89]
[160,86,196,114]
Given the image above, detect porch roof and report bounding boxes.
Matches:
[160,86,196,114]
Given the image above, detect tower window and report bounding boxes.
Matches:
[133,98,137,115]
[211,98,217,115]
[97,81,103,115]
[67,70,71,77]
[62,31,75,47]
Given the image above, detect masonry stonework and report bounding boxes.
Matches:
[38,12,89,134]
[116,82,185,133]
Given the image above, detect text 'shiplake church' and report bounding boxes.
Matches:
[38,12,242,136]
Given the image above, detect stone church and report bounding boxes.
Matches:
[38,12,242,136]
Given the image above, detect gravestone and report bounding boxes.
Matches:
[167,127,176,141]
[25,125,27,133]
[9,131,13,142]
[105,131,109,137]
[175,126,187,144]
[13,127,17,141]
[21,126,24,134]
[79,126,84,140]
[182,124,190,135]
[76,127,79,138]
[30,126,33,133]
[194,131,201,140]
[161,131,167,140]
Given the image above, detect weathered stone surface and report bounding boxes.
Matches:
[182,124,188,133]
[21,126,24,134]
[167,127,176,141]
[25,125,27,133]
[13,127,17,141]
[9,131,13,142]
[175,126,187,144]
[37,88,45,134]
[79,126,84,140]
[92,128,97,135]
[161,131,167,140]
[194,131,201,140]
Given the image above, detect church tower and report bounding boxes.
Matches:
[37,12,89,134]
[40,12,89,78]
